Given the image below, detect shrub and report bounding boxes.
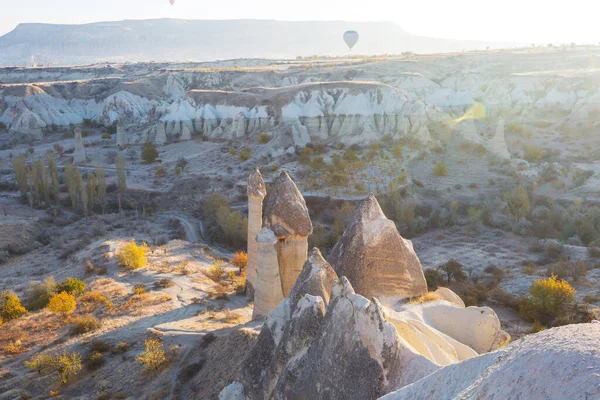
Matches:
[410,292,441,304]
[0,291,27,321]
[231,251,247,274]
[432,163,447,177]
[48,292,76,316]
[70,315,101,335]
[1,340,24,355]
[174,167,182,175]
[134,283,147,295]
[175,156,188,171]
[520,275,576,325]
[116,240,148,270]
[523,145,543,163]
[239,148,251,161]
[84,351,105,371]
[141,142,159,164]
[258,133,271,144]
[90,340,111,353]
[547,260,588,282]
[79,291,113,310]
[25,350,82,385]
[584,294,599,304]
[27,277,57,310]
[56,277,86,296]
[154,278,175,289]
[137,338,167,372]
[155,167,167,177]
[521,262,537,275]
[424,269,444,291]
[205,260,225,283]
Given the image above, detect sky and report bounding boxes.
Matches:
[0,0,598,44]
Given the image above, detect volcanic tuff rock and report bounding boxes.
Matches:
[287,247,338,309]
[73,127,86,164]
[222,277,439,400]
[381,323,600,400]
[246,168,267,298]
[263,171,313,296]
[252,228,284,320]
[328,194,427,305]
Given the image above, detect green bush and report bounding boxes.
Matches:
[141,142,159,164]
[27,277,57,310]
[258,133,271,144]
[424,269,444,291]
[0,291,27,321]
[437,260,466,284]
[56,277,86,296]
[239,148,252,161]
[432,163,447,177]
[523,145,543,163]
[70,314,101,336]
[519,275,576,325]
[155,167,167,177]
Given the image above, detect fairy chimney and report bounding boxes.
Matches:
[73,127,86,164]
[252,228,285,320]
[263,172,313,296]
[116,123,126,147]
[155,121,167,145]
[247,168,267,299]
[328,194,427,306]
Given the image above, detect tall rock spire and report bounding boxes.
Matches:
[116,122,126,147]
[252,228,284,320]
[155,121,167,145]
[328,194,427,306]
[262,171,313,296]
[485,118,511,159]
[246,168,267,298]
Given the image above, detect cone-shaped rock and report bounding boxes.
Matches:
[486,118,510,159]
[252,228,284,320]
[287,248,338,309]
[263,171,313,296]
[328,194,427,305]
[73,127,86,164]
[180,124,192,141]
[116,123,126,147]
[246,168,266,299]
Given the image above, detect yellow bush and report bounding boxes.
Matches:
[520,275,576,324]
[433,163,447,177]
[116,240,148,270]
[205,260,225,283]
[136,338,167,372]
[0,291,27,321]
[25,350,82,385]
[258,133,271,144]
[48,292,76,316]
[79,291,113,311]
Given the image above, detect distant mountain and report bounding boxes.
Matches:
[0,19,515,66]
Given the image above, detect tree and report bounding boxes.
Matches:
[116,156,126,212]
[0,291,27,320]
[87,173,97,215]
[176,156,188,171]
[96,167,107,214]
[141,142,158,164]
[438,259,467,284]
[74,167,86,214]
[64,163,78,209]
[48,292,76,316]
[136,338,166,372]
[13,155,28,197]
[25,350,82,385]
[46,151,60,203]
[520,275,576,325]
[231,251,248,274]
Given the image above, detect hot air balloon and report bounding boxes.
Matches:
[343,30,359,51]
[169,0,175,5]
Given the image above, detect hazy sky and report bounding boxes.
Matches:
[1,0,598,44]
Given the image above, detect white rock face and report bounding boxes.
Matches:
[154,121,167,145]
[180,124,192,141]
[73,127,86,164]
[252,228,284,320]
[381,323,600,400]
[246,168,266,298]
[485,117,511,159]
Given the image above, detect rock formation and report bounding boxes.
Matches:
[246,168,266,298]
[155,121,167,145]
[180,124,192,141]
[262,171,313,296]
[73,127,86,164]
[252,228,284,320]
[328,194,427,306]
[116,122,126,147]
[382,323,600,400]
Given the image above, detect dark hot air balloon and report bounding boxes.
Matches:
[343,30,359,51]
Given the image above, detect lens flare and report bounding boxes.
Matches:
[452,102,487,125]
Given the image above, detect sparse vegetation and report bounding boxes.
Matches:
[25,350,82,385]
[433,163,447,177]
[70,314,101,335]
[141,142,159,164]
[519,275,576,326]
[137,338,167,372]
[0,291,27,321]
[48,292,77,316]
[258,133,271,144]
